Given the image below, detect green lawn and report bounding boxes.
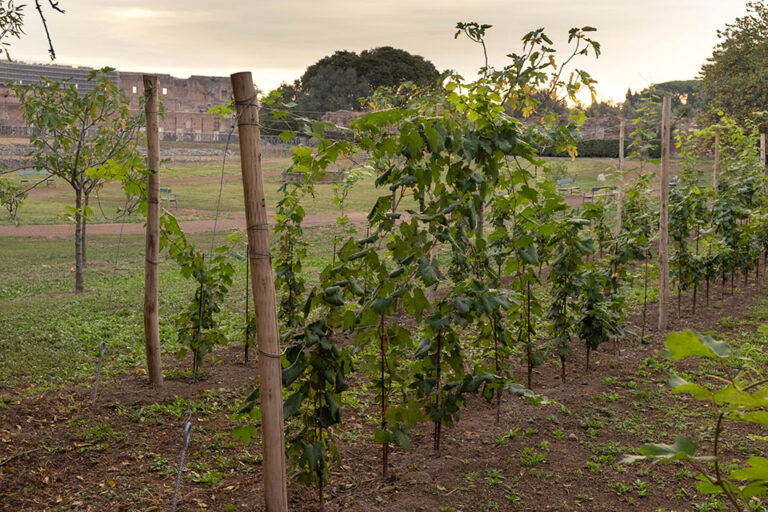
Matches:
[2,155,715,226]
[0,225,343,390]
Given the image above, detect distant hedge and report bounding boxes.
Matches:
[539,139,661,159]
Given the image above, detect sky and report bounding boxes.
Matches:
[8,0,750,104]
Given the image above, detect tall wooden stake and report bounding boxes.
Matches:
[427,103,444,304]
[616,119,625,234]
[142,75,163,388]
[231,72,288,512]
[713,131,720,191]
[618,119,625,172]
[761,133,766,173]
[658,96,672,333]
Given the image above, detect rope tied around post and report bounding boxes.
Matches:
[258,346,288,359]
[234,94,259,108]
[234,94,261,127]
[247,251,273,261]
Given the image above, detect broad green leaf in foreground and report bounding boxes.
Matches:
[664,330,731,360]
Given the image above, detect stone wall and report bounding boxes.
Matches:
[580,116,624,140]
[0,62,233,139]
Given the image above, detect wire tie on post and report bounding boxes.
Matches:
[258,349,283,359]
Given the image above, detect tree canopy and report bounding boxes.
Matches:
[268,46,440,122]
[699,1,768,131]
[623,80,701,118]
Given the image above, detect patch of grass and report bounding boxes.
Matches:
[83,423,126,443]
[0,224,341,390]
[519,447,545,468]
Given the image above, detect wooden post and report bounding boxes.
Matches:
[615,119,625,235]
[142,75,163,388]
[618,119,625,172]
[231,72,289,512]
[713,131,720,191]
[427,103,444,304]
[658,96,672,333]
[761,133,766,172]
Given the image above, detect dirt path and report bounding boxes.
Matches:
[23,173,257,199]
[0,212,368,238]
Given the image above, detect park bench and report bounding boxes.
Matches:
[555,178,581,196]
[160,187,177,208]
[18,169,55,187]
[582,186,618,205]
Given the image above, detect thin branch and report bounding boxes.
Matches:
[34,0,64,60]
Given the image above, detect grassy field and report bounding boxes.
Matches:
[0,225,341,390]
[1,154,715,226]
[3,150,768,512]
[2,221,768,511]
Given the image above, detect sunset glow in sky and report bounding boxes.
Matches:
[9,0,749,103]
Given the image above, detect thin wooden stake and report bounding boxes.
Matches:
[658,96,672,333]
[245,260,251,363]
[761,133,766,173]
[713,131,720,191]
[142,75,163,388]
[615,119,624,235]
[427,103,444,304]
[619,119,625,172]
[231,72,289,512]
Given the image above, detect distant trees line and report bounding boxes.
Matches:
[263,1,768,137]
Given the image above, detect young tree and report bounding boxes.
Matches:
[11,68,144,292]
[0,171,25,222]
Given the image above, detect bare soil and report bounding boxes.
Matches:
[2,274,768,511]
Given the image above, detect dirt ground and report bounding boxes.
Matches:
[2,272,768,511]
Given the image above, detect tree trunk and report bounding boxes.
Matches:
[706,277,710,306]
[379,316,389,480]
[476,206,484,241]
[81,194,88,269]
[560,355,566,384]
[692,285,697,315]
[74,188,84,293]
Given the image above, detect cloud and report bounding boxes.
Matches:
[6,0,752,101]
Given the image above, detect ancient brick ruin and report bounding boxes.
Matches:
[0,61,233,142]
